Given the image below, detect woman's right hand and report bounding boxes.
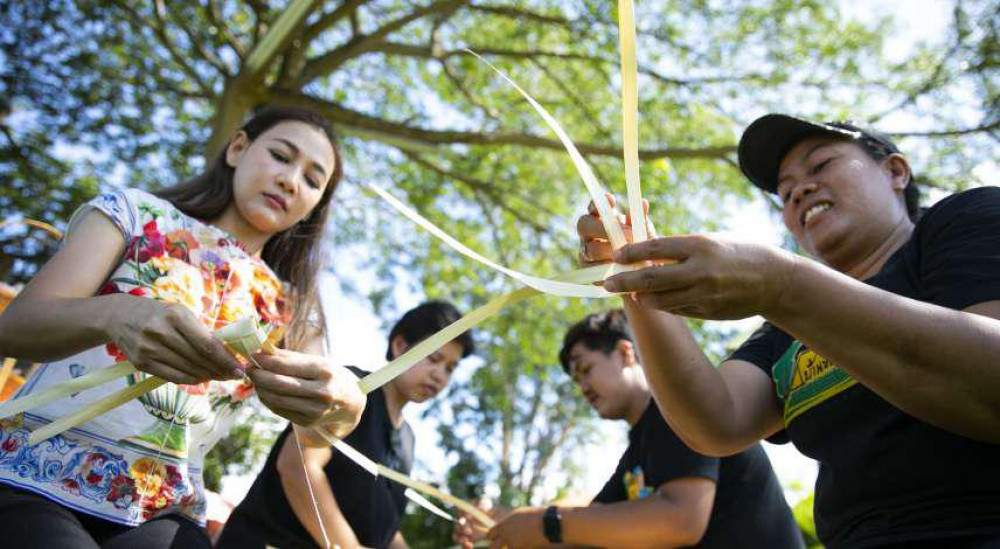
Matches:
[249,351,366,435]
[106,295,244,384]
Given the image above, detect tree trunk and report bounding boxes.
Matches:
[205,77,267,159]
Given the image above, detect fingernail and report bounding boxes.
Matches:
[231,368,245,378]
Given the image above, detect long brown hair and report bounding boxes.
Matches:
[155,106,343,349]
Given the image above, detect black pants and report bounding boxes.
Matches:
[0,484,211,548]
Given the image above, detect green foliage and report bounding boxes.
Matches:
[202,402,283,493]
[398,505,456,549]
[793,492,824,548]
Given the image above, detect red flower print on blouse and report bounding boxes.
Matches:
[98,281,121,295]
[181,382,210,396]
[107,475,135,504]
[232,380,255,402]
[166,230,199,261]
[1,436,18,453]
[135,220,166,263]
[62,478,81,495]
[165,465,183,487]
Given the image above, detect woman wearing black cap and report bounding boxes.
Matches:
[576,114,1000,548]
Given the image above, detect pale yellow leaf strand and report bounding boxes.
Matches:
[618,0,646,245]
[243,0,320,75]
[368,185,611,299]
[313,428,495,528]
[405,488,454,521]
[465,49,628,250]
[378,464,495,528]
[293,426,332,549]
[330,436,380,476]
[0,362,137,419]
[29,376,166,445]
[358,287,538,394]
[356,264,612,396]
[0,358,19,404]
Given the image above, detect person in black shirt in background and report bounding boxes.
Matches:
[578,114,1000,547]
[456,310,802,549]
[218,301,475,549]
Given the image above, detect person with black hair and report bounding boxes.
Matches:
[0,106,365,548]
[219,300,475,549]
[457,310,802,549]
[578,114,1000,547]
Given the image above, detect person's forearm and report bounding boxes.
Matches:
[766,258,1000,442]
[623,299,773,454]
[0,293,129,362]
[560,499,701,548]
[297,425,336,448]
[387,531,409,549]
[279,448,361,549]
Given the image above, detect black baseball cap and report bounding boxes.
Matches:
[738,114,902,193]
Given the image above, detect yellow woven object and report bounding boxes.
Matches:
[0,283,15,314]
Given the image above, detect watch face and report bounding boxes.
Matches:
[543,506,562,543]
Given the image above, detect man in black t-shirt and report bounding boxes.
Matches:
[463,310,802,549]
[218,301,475,549]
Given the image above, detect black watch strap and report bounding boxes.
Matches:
[543,505,563,543]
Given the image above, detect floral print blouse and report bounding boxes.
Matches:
[0,188,291,526]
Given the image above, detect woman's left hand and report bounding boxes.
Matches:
[604,234,800,320]
[248,349,365,435]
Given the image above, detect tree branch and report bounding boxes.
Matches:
[160,0,231,76]
[368,42,728,88]
[205,0,248,58]
[429,11,499,120]
[524,414,574,498]
[870,3,969,124]
[402,152,549,233]
[245,0,269,45]
[440,59,502,121]
[299,0,466,85]
[467,3,699,59]
[158,78,213,100]
[514,381,544,488]
[466,3,573,28]
[467,185,515,266]
[110,1,215,98]
[500,413,512,496]
[277,93,737,161]
[530,57,614,142]
[890,119,1000,138]
[302,0,371,43]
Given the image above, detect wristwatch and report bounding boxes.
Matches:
[543,505,563,543]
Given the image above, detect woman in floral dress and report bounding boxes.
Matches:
[0,106,365,548]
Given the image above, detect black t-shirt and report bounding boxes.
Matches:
[218,367,415,549]
[729,187,1000,548]
[593,399,803,548]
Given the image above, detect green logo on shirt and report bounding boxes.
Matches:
[773,341,857,424]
